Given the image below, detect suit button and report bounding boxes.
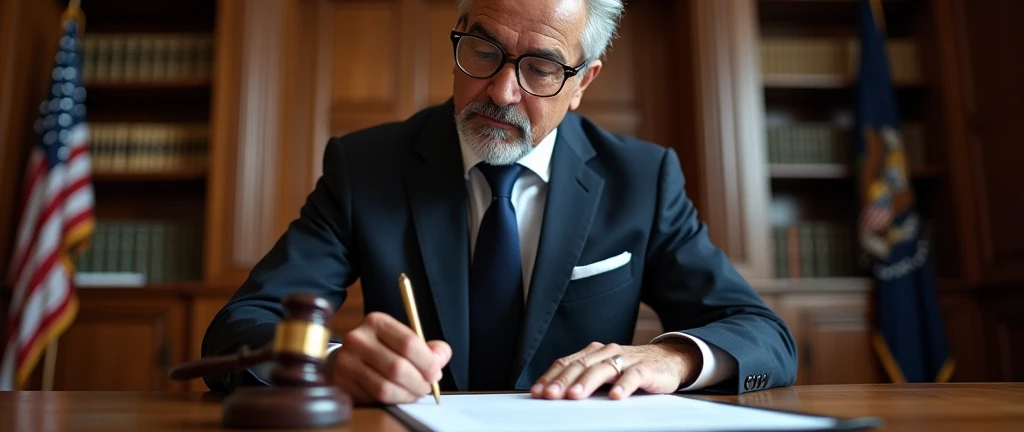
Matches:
[744,376,753,391]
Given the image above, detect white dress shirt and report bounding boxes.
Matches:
[325,126,737,392]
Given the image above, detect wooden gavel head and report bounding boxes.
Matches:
[169,292,352,429]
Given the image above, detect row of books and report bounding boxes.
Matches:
[773,222,860,278]
[774,221,936,279]
[767,122,927,166]
[73,219,203,286]
[81,33,213,83]
[760,38,919,83]
[90,123,208,173]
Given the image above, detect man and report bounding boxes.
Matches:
[202,0,797,404]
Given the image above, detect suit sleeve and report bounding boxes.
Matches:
[201,138,359,392]
[640,147,797,394]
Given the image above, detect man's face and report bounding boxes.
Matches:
[453,0,603,165]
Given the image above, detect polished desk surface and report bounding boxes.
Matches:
[1,383,1022,431]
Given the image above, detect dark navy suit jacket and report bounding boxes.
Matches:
[201,99,797,394]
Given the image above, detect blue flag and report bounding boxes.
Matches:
[854,0,954,383]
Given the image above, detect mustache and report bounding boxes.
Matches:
[459,100,531,134]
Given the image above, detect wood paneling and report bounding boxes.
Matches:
[931,0,981,283]
[207,0,334,284]
[206,0,244,283]
[982,290,1024,382]
[573,11,639,137]
[53,293,185,391]
[953,0,1024,283]
[332,2,399,109]
[775,292,883,385]
[0,0,63,290]
[186,295,229,391]
[940,290,989,382]
[687,0,772,280]
[427,4,457,105]
[230,0,287,268]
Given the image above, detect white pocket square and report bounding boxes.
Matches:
[571,251,632,280]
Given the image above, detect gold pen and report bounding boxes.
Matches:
[399,273,441,405]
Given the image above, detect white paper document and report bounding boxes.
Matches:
[392,393,842,432]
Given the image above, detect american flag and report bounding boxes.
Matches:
[0,18,94,390]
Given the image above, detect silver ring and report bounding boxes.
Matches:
[606,355,624,375]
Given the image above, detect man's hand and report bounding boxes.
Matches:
[531,340,701,400]
[327,312,451,404]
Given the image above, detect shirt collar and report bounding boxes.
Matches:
[458,127,557,184]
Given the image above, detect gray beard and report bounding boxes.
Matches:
[455,108,533,166]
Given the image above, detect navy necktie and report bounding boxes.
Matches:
[469,163,524,391]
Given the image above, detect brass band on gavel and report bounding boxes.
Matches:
[273,320,331,360]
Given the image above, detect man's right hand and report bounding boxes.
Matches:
[327,311,451,404]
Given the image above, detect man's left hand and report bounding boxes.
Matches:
[530,340,701,400]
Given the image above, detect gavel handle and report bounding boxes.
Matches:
[169,345,274,381]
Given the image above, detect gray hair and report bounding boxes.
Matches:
[455,0,624,64]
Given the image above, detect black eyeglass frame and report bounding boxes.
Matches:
[449,22,588,98]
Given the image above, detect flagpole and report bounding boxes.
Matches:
[42,340,58,390]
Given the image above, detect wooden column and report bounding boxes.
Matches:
[205,0,333,284]
[686,0,772,280]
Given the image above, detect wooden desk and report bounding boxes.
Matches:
[2,383,1022,431]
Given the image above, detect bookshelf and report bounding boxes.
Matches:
[72,0,216,287]
[756,0,956,282]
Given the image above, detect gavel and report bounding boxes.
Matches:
[169,293,352,429]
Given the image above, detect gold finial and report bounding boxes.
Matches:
[61,0,87,34]
[869,0,886,34]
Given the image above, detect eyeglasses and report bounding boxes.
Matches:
[450,24,587,98]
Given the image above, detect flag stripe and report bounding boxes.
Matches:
[63,209,94,239]
[9,157,90,291]
[17,267,71,364]
[7,181,90,331]
[15,155,47,230]
[9,174,90,313]
[16,289,76,387]
[5,249,61,346]
[10,157,55,281]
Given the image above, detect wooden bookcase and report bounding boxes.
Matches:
[756,0,959,283]
[72,0,216,288]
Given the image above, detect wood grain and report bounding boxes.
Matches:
[231,0,285,269]
[205,0,244,283]
[0,0,63,308]
[951,0,1024,284]
[699,383,1024,432]
[1,384,1022,431]
[52,292,185,392]
[687,0,772,280]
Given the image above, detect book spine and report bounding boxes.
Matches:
[787,225,801,278]
[136,221,150,281]
[800,224,816,277]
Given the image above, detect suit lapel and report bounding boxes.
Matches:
[403,101,471,390]
[515,115,604,380]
